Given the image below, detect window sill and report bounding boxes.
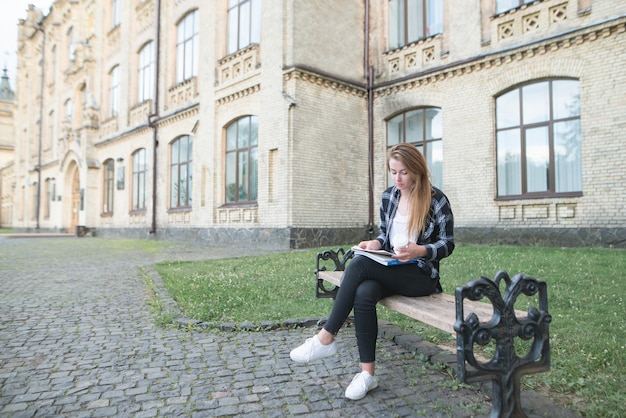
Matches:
[167,206,192,213]
[495,192,582,201]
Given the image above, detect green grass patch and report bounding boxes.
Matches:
[0,228,14,234]
[155,250,335,323]
[155,244,626,418]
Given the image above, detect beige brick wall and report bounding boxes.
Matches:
[289,0,365,82]
[287,71,369,228]
[10,0,626,247]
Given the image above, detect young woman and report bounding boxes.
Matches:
[290,143,455,400]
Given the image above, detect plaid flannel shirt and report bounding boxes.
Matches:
[376,185,455,279]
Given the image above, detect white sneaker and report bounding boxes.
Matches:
[345,371,378,400]
[289,335,337,363]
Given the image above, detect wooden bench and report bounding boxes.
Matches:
[315,247,552,418]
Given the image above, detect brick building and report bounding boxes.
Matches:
[11,0,626,248]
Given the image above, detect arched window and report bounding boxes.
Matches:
[138,42,155,103]
[225,116,258,203]
[496,79,581,198]
[111,0,121,29]
[170,136,193,208]
[65,99,73,122]
[47,110,54,150]
[227,0,261,54]
[44,178,52,219]
[176,10,199,83]
[387,107,443,189]
[103,159,115,214]
[50,45,57,83]
[109,65,120,117]
[67,27,75,63]
[132,148,147,211]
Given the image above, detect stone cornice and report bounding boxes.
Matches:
[157,105,199,128]
[375,16,626,97]
[216,84,261,106]
[94,106,199,147]
[283,67,366,98]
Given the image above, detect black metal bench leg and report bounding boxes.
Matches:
[455,271,552,418]
[490,375,524,418]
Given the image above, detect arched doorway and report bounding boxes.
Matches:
[70,166,80,234]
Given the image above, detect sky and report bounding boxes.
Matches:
[0,0,54,89]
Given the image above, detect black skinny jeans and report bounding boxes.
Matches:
[323,255,439,363]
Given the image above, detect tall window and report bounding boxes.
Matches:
[176,10,199,83]
[132,148,147,210]
[138,42,155,103]
[496,0,534,14]
[65,99,72,121]
[67,27,75,63]
[170,136,193,208]
[103,159,115,214]
[48,110,54,149]
[109,65,120,117]
[389,0,443,49]
[50,45,57,83]
[227,0,261,55]
[496,79,581,198]
[43,179,50,219]
[387,108,443,189]
[111,0,121,28]
[225,116,258,203]
[31,183,38,221]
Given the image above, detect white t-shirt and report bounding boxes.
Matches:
[389,212,416,249]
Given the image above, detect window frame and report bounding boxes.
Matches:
[44,178,51,219]
[102,159,115,215]
[65,98,72,122]
[176,10,199,83]
[495,0,534,15]
[131,148,147,211]
[109,65,120,118]
[170,135,193,209]
[386,107,443,190]
[138,41,155,103]
[227,0,262,55]
[111,0,121,29]
[67,27,75,64]
[388,0,443,50]
[224,115,258,205]
[495,78,582,200]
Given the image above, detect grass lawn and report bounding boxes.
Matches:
[154,244,625,418]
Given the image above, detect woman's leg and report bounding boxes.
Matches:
[292,257,438,365]
[353,279,387,365]
[290,256,376,363]
[351,262,439,364]
[322,255,374,336]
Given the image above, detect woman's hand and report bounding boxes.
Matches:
[393,242,427,262]
[357,239,382,251]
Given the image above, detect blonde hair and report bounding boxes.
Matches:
[388,143,432,237]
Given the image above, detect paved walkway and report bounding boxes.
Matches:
[0,237,580,417]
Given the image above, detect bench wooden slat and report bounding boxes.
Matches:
[318,270,523,335]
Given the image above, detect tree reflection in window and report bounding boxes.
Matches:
[170,135,193,208]
[225,116,258,203]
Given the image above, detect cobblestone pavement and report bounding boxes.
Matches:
[0,237,580,417]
